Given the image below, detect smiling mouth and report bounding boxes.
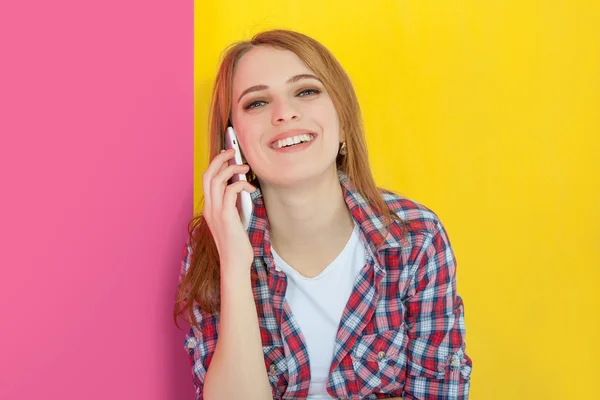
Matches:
[271,133,316,149]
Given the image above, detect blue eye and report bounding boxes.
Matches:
[297,88,320,96]
[244,100,266,110]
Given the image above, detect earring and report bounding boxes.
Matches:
[339,141,347,156]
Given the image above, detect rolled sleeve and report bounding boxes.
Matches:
[184,325,213,400]
[179,240,219,400]
[403,220,472,399]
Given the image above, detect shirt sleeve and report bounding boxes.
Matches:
[179,239,219,400]
[402,219,473,399]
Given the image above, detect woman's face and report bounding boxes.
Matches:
[230,46,341,188]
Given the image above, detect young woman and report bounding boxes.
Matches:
[174,29,472,400]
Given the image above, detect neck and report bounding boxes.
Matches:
[260,168,355,258]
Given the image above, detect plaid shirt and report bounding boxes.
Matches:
[181,170,472,399]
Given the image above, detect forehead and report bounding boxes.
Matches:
[232,46,314,92]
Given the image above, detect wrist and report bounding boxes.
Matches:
[220,265,252,285]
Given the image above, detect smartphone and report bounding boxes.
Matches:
[224,126,253,231]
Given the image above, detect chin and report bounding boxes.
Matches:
[258,162,336,188]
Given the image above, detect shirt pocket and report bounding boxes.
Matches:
[263,345,288,399]
[407,347,472,383]
[350,329,407,397]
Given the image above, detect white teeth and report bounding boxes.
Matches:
[273,134,315,149]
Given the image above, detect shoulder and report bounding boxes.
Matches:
[378,187,444,237]
[376,188,458,279]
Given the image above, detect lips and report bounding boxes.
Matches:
[268,129,317,148]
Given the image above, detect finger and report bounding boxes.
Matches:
[223,180,256,212]
[210,164,250,213]
[216,156,229,175]
[214,163,250,186]
[202,149,235,211]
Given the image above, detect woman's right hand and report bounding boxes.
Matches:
[202,148,256,273]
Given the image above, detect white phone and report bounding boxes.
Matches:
[224,126,253,231]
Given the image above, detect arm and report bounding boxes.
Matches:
[180,242,273,400]
[402,220,472,399]
[203,267,273,400]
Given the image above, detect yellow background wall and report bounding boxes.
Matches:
[194,1,599,398]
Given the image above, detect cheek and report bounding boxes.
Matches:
[318,103,341,137]
[238,132,262,163]
[314,99,339,125]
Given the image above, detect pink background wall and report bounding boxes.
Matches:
[0,1,195,399]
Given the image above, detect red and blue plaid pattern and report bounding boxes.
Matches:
[181,170,472,399]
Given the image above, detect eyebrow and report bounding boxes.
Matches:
[237,74,322,104]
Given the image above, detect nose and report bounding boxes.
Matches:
[271,99,301,125]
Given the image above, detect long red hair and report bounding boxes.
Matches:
[174,29,407,329]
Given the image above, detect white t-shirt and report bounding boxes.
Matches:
[271,223,366,399]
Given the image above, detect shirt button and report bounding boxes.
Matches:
[450,355,461,367]
[377,351,386,360]
[269,364,278,373]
